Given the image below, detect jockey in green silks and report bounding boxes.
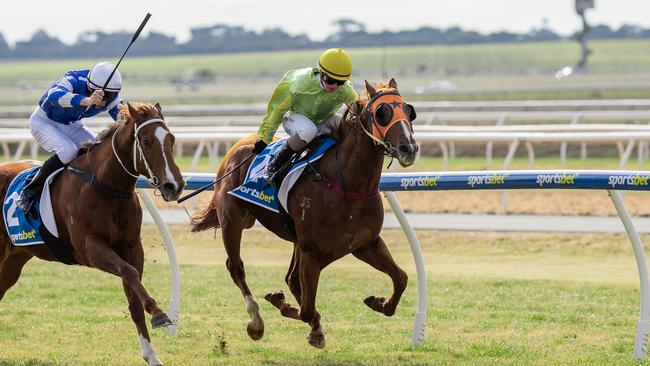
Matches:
[251,48,358,185]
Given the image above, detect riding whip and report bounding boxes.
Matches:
[176,152,255,204]
[102,13,151,91]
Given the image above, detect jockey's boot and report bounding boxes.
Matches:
[264,142,295,186]
[16,154,65,214]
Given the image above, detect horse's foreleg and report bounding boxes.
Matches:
[120,246,164,366]
[124,282,163,366]
[297,250,325,349]
[352,235,408,316]
[220,209,264,340]
[85,235,171,329]
[0,250,32,301]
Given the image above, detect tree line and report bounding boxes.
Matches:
[0,19,649,60]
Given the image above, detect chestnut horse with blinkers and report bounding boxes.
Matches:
[191,79,418,348]
[0,103,184,366]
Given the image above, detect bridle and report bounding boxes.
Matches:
[355,89,415,156]
[111,117,167,187]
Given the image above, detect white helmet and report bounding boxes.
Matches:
[87,62,122,92]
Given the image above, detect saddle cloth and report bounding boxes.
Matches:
[228,137,337,213]
[2,166,62,246]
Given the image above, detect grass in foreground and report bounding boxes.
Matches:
[1,227,650,365]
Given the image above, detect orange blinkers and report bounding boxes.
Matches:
[367,91,413,140]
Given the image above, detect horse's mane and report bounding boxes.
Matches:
[95,103,158,142]
[358,81,390,101]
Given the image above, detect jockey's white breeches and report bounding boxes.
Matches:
[282,112,341,150]
[30,107,97,164]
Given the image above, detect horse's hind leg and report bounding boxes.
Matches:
[120,245,163,366]
[0,251,33,301]
[352,235,408,316]
[298,250,326,348]
[85,235,171,328]
[220,204,264,340]
[265,247,325,348]
[265,245,304,320]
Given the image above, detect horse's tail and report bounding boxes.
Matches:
[190,200,218,232]
[190,133,259,232]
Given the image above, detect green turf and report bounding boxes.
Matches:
[1,228,650,365]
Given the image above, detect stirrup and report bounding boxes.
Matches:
[16,191,36,214]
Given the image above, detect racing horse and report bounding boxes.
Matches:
[0,103,184,365]
[191,79,418,348]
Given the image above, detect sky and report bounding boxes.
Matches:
[1,0,649,46]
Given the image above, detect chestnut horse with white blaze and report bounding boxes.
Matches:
[191,79,418,348]
[0,103,184,366]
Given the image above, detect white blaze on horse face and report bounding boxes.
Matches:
[154,126,179,188]
[400,120,414,142]
[139,335,162,366]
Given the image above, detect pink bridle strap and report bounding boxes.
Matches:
[321,174,379,200]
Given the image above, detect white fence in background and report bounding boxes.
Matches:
[2,125,650,173]
[1,102,649,172]
[137,169,650,359]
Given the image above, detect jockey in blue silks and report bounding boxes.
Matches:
[16,61,125,213]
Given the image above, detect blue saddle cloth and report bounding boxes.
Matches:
[228,137,337,213]
[2,167,45,246]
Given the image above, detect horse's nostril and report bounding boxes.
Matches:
[162,182,175,193]
[400,144,416,154]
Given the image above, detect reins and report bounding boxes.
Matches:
[176,151,255,203]
[112,118,166,187]
[66,116,167,198]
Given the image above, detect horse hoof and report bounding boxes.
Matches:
[363,296,387,313]
[247,320,265,340]
[151,313,173,329]
[363,296,376,307]
[264,291,284,304]
[308,333,326,349]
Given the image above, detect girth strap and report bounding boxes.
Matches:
[66,167,133,199]
[304,159,379,201]
[321,174,380,200]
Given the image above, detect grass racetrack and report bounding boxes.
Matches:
[1,226,650,365]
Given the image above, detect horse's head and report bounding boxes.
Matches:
[353,79,418,167]
[119,103,185,201]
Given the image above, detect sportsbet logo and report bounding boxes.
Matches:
[236,186,274,203]
[10,229,37,242]
[535,173,578,187]
[467,174,507,188]
[608,174,650,188]
[399,176,440,189]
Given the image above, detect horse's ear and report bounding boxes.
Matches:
[154,102,164,118]
[364,80,376,98]
[388,78,398,90]
[127,102,141,123]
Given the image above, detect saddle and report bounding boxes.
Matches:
[228,136,337,214]
[271,138,329,186]
[2,166,77,264]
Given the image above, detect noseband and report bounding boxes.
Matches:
[112,118,167,187]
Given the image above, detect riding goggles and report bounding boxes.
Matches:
[321,73,346,86]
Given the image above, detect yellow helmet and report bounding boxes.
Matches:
[319,48,352,81]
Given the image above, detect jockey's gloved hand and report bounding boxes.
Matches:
[84,89,105,108]
[252,139,267,154]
